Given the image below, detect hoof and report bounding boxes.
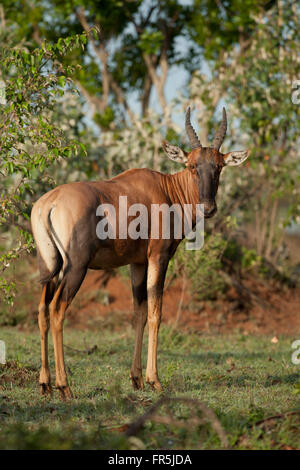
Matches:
[40,383,52,396]
[146,379,163,392]
[57,385,73,400]
[130,374,145,391]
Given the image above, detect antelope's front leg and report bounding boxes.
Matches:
[146,256,169,391]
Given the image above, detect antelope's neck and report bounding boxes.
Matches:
[162,169,199,208]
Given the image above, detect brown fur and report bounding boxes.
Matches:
[31,141,248,397]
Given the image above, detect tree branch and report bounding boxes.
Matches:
[143,52,168,114]
[125,396,228,448]
[141,74,152,116]
[74,80,103,117]
[76,7,135,122]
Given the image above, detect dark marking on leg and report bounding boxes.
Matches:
[38,280,57,396]
[130,263,148,390]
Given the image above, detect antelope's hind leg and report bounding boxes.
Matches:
[49,266,87,400]
[38,280,56,396]
[130,263,148,390]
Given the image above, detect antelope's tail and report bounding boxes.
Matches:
[31,204,63,284]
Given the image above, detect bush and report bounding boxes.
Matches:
[168,233,228,301]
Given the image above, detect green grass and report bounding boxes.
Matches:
[0,326,299,449]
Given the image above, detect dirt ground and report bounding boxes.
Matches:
[64,269,300,336]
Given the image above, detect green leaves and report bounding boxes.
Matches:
[138,31,163,55]
[0,28,89,302]
[168,233,228,301]
[94,107,115,130]
[55,31,90,54]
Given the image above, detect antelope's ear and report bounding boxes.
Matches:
[223,149,250,166]
[162,141,188,164]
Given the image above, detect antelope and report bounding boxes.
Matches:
[31,107,249,399]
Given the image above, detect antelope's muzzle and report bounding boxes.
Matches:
[202,200,217,218]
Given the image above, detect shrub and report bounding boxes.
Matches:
[168,233,228,301]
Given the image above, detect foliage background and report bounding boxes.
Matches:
[0,0,299,451]
[0,0,299,305]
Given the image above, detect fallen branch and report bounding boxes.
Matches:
[124,396,228,448]
[253,410,300,428]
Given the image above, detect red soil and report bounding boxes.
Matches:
[66,270,300,336]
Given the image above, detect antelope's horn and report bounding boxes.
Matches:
[185,106,202,149]
[211,107,227,150]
